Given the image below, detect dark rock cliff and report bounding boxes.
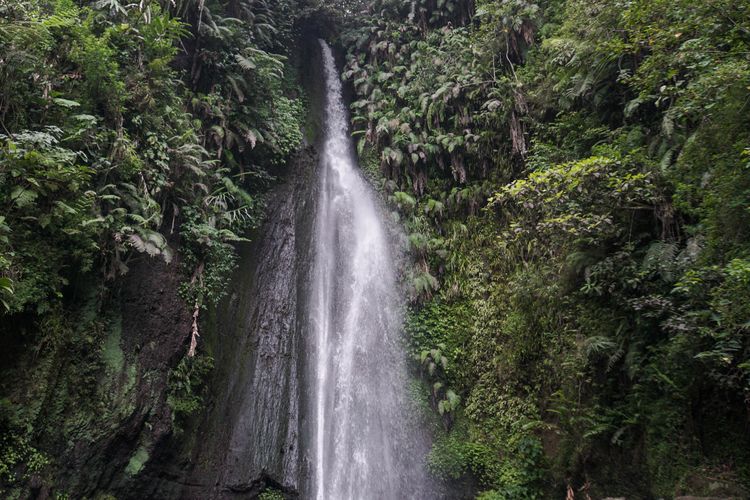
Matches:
[121,147,319,500]
[0,246,193,498]
[0,30,327,498]
[0,147,318,500]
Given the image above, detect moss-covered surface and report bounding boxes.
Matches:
[0,254,192,498]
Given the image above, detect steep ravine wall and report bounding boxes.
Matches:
[0,34,328,499]
[0,244,194,499]
[126,34,328,499]
[0,145,319,500]
[103,146,317,500]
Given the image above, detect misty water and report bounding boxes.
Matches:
[307,41,432,499]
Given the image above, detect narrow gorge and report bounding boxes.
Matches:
[2,1,749,499]
[127,40,435,499]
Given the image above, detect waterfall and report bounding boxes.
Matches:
[308,40,431,499]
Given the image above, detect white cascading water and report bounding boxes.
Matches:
[309,40,430,499]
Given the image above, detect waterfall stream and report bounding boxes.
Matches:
[308,41,431,499]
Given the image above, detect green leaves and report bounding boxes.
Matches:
[127,230,173,264]
[339,0,750,495]
[342,16,507,190]
[490,155,658,261]
[438,389,461,415]
[235,47,285,81]
[51,98,80,109]
[416,341,461,417]
[9,187,38,208]
[390,191,416,210]
[0,277,13,311]
[0,0,303,316]
[167,354,215,434]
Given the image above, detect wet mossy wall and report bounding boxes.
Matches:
[0,147,320,500]
[0,253,192,499]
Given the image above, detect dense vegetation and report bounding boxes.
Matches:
[338,0,750,497]
[1,0,749,498]
[0,0,309,315]
[0,0,308,495]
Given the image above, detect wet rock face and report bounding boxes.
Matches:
[0,114,317,500]
[71,251,194,497]
[0,243,193,499]
[169,148,318,499]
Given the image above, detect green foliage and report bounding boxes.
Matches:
[341,0,750,496]
[1,0,749,496]
[167,354,215,434]
[428,428,499,482]
[1,403,37,487]
[0,0,307,495]
[489,154,659,261]
[428,424,544,498]
[258,488,285,500]
[343,19,512,194]
[0,430,50,487]
[1,128,95,313]
[0,0,307,318]
[0,304,138,497]
[124,446,149,477]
